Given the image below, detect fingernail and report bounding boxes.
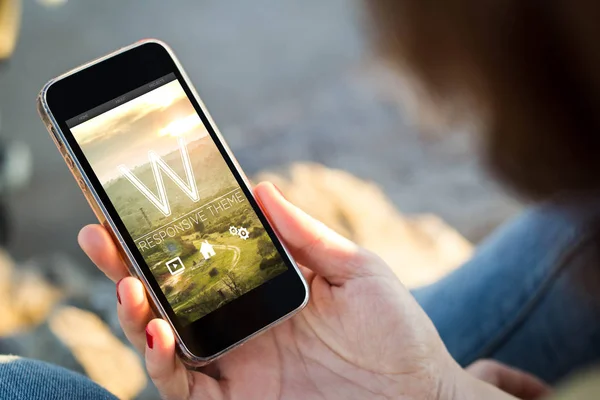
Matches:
[116,278,124,305]
[146,327,154,349]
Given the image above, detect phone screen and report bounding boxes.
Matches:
[67,73,288,326]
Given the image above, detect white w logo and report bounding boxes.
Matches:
[118,138,200,217]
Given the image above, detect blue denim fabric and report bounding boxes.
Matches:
[0,356,116,399]
[414,197,600,384]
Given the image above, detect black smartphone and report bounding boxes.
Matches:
[37,39,309,367]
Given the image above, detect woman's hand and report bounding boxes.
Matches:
[467,360,551,400]
[79,182,532,400]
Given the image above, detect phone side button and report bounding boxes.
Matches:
[77,178,87,192]
[65,155,75,169]
[50,127,65,151]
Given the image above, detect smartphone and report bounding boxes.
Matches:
[37,39,309,367]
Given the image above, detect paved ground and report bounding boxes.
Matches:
[0,0,520,266]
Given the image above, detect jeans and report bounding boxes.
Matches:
[0,356,116,399]
[414,196,600,384]
[3,199,600,398]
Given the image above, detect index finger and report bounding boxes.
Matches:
[78,224,130,282]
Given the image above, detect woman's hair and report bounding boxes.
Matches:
[366,1,600,200]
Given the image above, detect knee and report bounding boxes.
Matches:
[470,198,600,281]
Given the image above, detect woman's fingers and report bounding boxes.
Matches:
[116,277,154,354]
[254,181,384,286]
[79,224,129,282]
[145,319,224,400]
[79,225,153,352]
[79,224,151,351]
[109,274,221,399]
[467,360,552,400]
[144,319,191,400]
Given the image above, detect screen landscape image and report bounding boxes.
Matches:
[71,80,287,325]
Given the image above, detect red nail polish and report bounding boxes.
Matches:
[146,327,154,349]
[116,278,123,305]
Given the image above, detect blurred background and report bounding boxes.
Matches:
[0,0,521,398]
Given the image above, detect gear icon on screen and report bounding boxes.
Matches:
[229,226,238,236]
[238,227,249,240]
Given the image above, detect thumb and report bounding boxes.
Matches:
[254,181,382,286]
